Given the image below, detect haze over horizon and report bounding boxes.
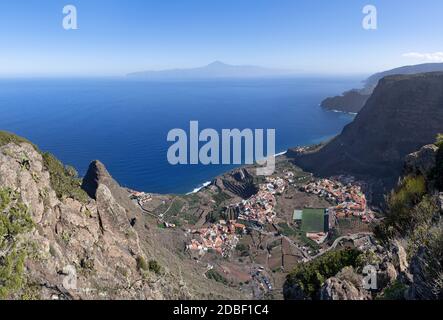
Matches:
[1,0,443,77]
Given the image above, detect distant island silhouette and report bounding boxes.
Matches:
[127,61,296,79]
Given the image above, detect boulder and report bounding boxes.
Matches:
[320,267,371,300]
[404,144,438,177]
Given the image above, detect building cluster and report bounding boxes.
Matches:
[187,174,294,257]
[129,190,152,206]
[187,220,245,257]
[302,178,373,221]
[239,190,277,225]
[237,174,292,225]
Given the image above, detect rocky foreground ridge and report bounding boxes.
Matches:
[284,141,443,300]
[0,132,245,300]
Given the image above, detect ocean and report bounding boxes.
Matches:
[0,77,360,194]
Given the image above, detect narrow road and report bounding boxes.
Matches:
[311,232,373,259]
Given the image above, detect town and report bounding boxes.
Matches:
[302,177,374,222]
[129,170,374,258]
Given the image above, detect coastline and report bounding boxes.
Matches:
[186,150,288,195]
[329,109,358,115]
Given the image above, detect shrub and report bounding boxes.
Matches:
[285,248,361,300]
[435,133,443,149]
[0,249,27,299]
[277,222,297,237]
[136,256,148,271]
[0,131,37,150]
[0,189,34,251]
[0,188,34,299]
[42,152,88,203]
[206,269,228,285]
[235,243,250,256]
[1,131,88,203]
[212,192,231,206]
[356,250,382,269]
[379,280,407,300]
[148,260,162,274]
[377,175,427,239]
[434,134,443,191]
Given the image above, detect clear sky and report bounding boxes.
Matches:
[1,0,442,76]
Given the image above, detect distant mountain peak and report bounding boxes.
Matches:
[206,61,228,67]
[127,61,294,79]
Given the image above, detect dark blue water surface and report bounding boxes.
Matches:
[0,77,359,194]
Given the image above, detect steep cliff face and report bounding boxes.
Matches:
[293,73,443,200]
[285,143,443,301]
[321,63,443,114]
[0,134,245,300]
[321,90,370,113]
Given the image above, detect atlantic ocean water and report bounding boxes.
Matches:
[0,77,359,194]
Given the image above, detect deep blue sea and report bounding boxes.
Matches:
[0,77,360,194]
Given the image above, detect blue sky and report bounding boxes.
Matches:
[1,0,442,76]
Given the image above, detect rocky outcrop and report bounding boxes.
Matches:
[292,73,443,202]
[320,267,371,300]
[321,63,443,114]
[321,90,370,114]
[82,160,140,226]
[0,139,245,300]
[404,144,438,177]
[407,246,443,300]
[282,284,306,300]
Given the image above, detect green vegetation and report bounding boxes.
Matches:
[0,250,27,299]
[235,243,250,257]
[1,131,89,203]
[286,248,361,300]
[0,188,35,299]
[165,199,184,217]
[276,222,320,252]
[206,269,228,285]
[435,133,443,148]
[181,211,199,225]
[136,256,148,271]
[277,222,297,237]
[212,192,231,206]
[0,131,37,150]
[301,208,327,233]
[183,193,201,207]
[297,232,321,252]
[207,208,224,223]
[136,256,162,275]
[42,152,88,203]
[0,189,34,250]
[148,260,162,274]
[379,280,407,300]
[157,198,199,225]
[356,250,382,269]
[375,175,428,240]
[433,134,443,191]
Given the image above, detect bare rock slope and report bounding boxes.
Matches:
[0,134,245,299]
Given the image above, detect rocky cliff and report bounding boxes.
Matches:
[292,72,443,201]
[322,63,443,114]
[320,90,370,113]
[0,132,245,300]
[285,142,443,300]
